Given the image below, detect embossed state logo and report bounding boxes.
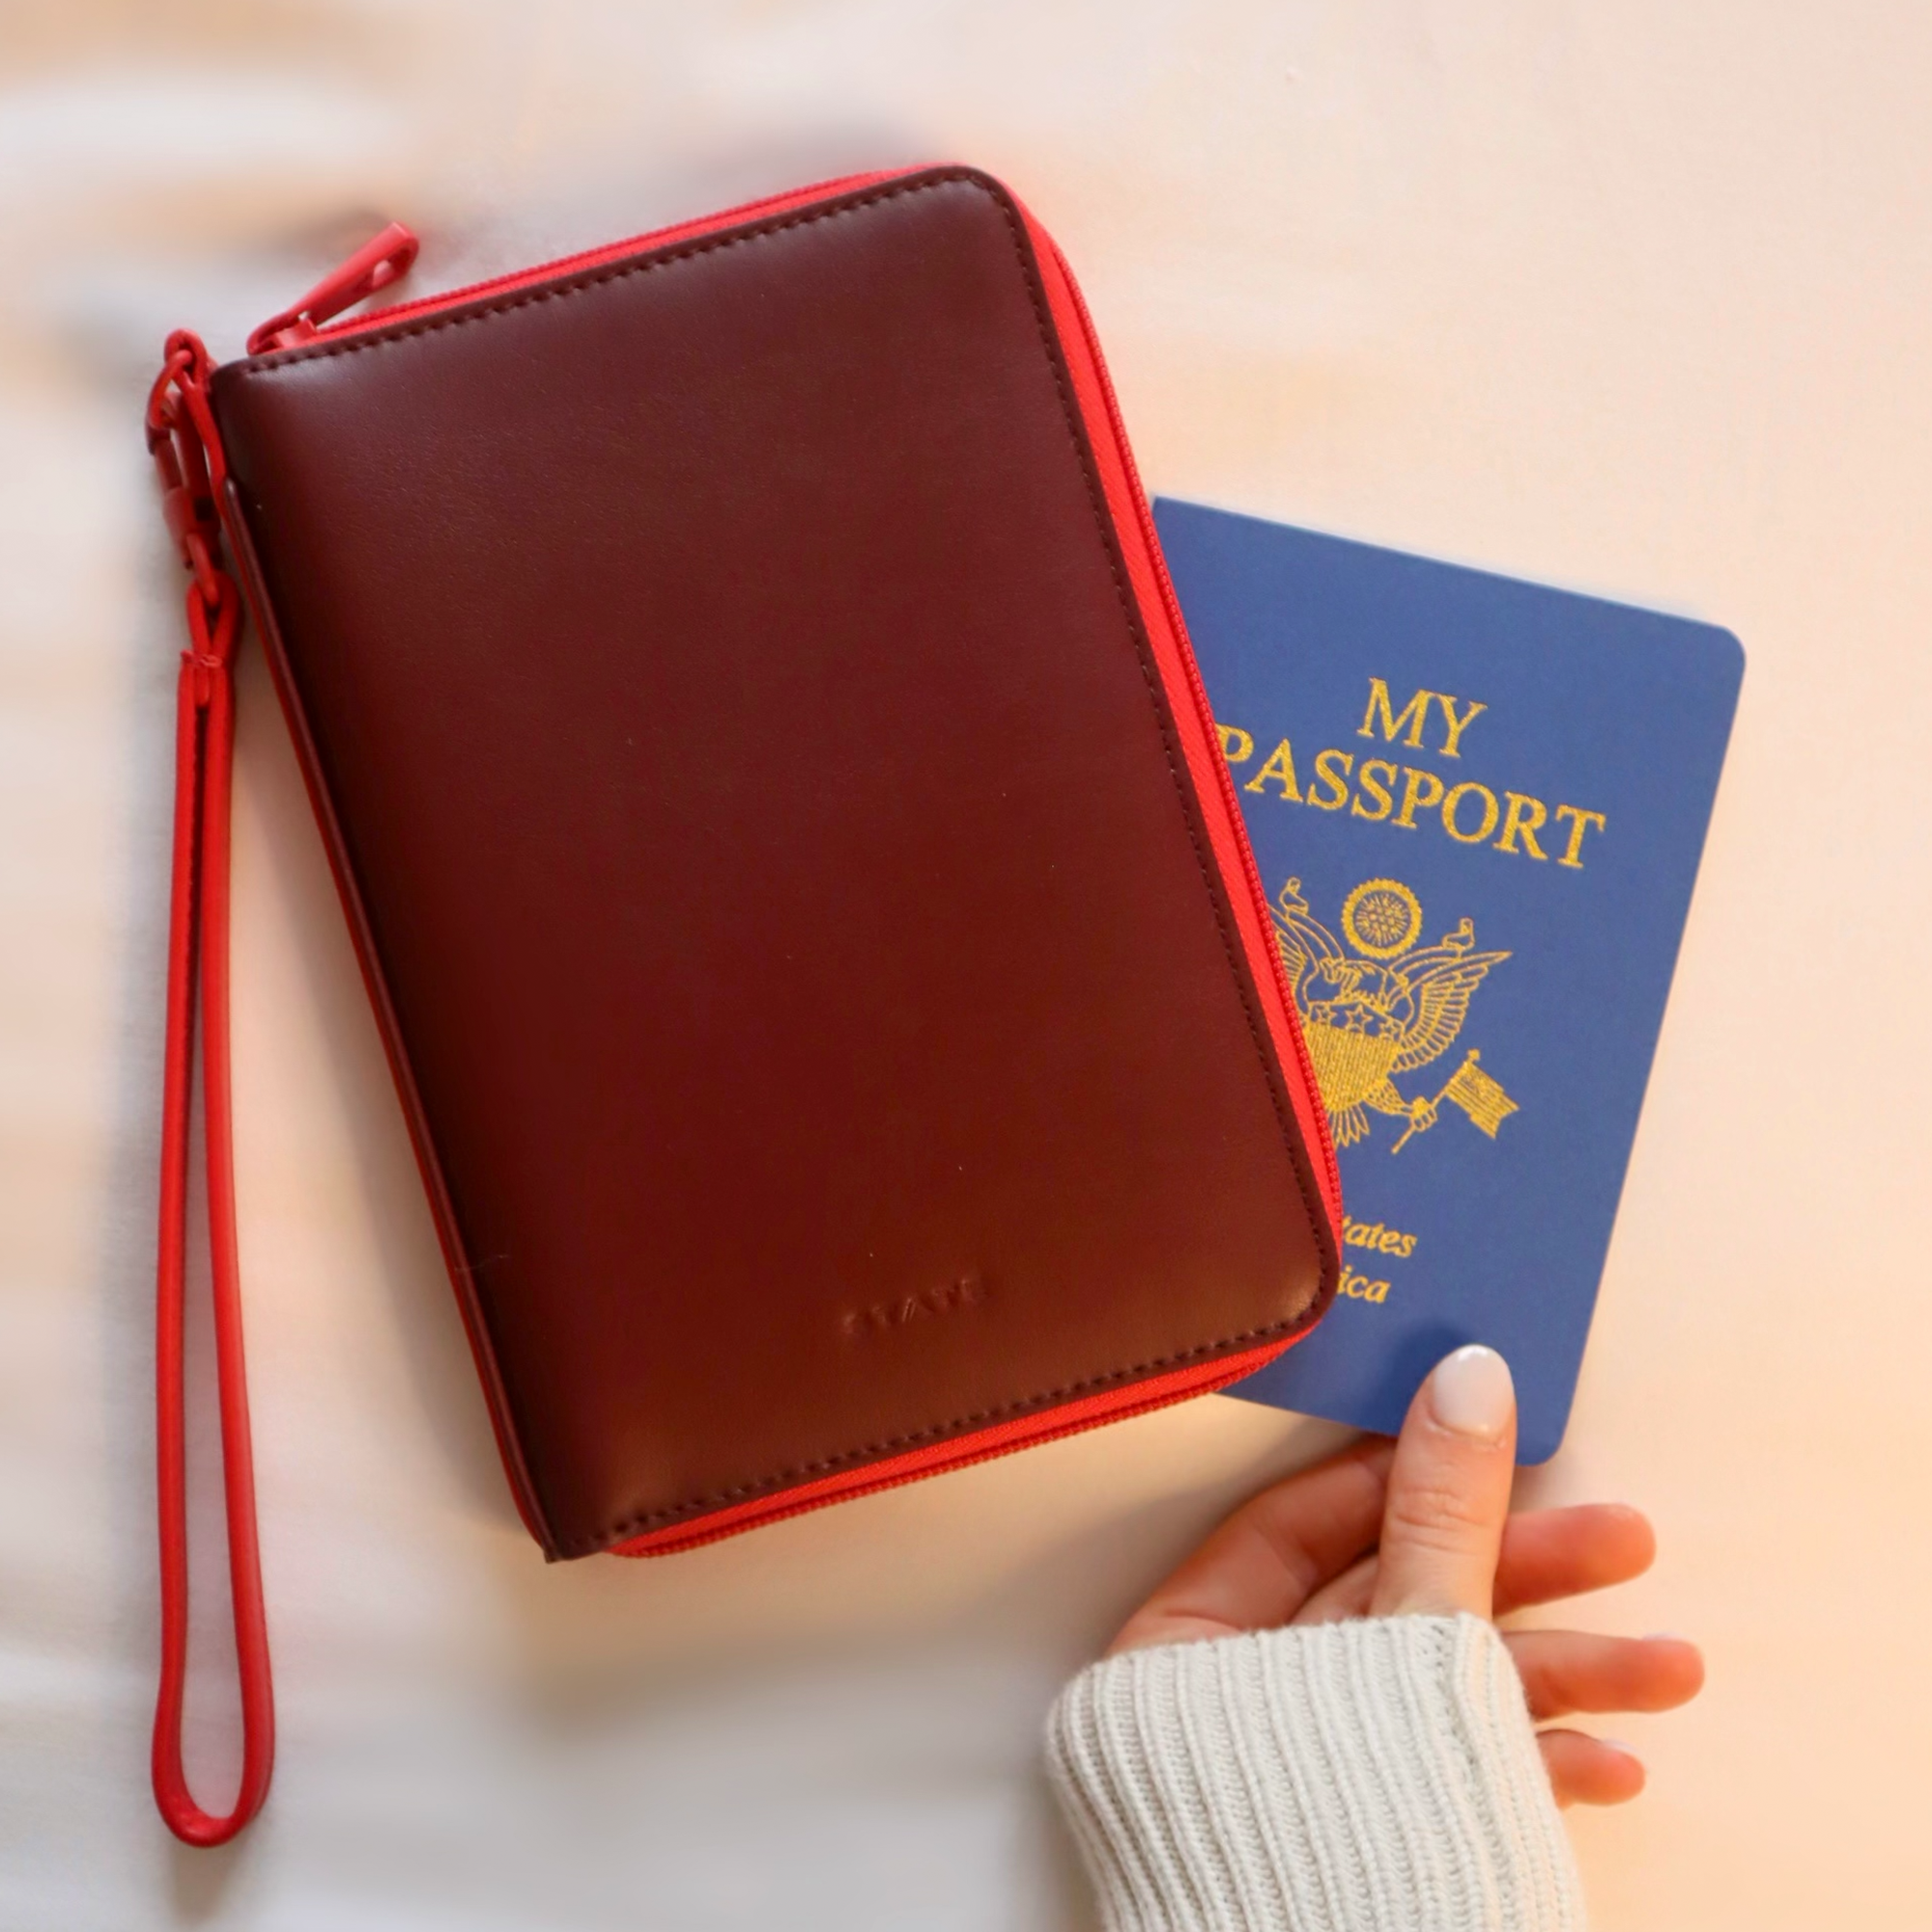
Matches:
[1272,876,1518,1154]
[838,1272,986,1339]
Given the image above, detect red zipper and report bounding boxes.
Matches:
[234,165,1338,1555]
[1019,227,1346,1227]
[608,1338,1292,1559]
[245,168,906,355]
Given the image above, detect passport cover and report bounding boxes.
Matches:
[193,170,1340,1561]
[1154,497,1742,1461]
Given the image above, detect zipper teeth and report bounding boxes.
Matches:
[300,167,903,346]
[611,1354,1270,1559]
[1042,242,1345,1219]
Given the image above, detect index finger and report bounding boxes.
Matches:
[1108,1437,1395,1655]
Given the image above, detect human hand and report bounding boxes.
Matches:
[1109,1345,1703,1806]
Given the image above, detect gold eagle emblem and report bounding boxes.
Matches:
[1271,876,1519,1153]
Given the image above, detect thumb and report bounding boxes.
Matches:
[1371,1345,1517,1619]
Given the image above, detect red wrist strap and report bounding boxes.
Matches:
[146,333,274,1846]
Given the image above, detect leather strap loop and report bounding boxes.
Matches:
[148,337,274,1846]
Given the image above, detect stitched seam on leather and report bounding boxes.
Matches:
[234,170,1321,1553]
[981,191,1329,1254]
[612,1358,1260,1556]
[554,1327,1302,1555]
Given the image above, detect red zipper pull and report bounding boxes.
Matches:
[246,221,419,355]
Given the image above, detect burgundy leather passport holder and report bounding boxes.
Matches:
[205,164,1342,1560]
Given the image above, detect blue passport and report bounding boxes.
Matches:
[1154,498,1743,1461]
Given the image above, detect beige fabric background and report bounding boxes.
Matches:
[4,4,1927,1926]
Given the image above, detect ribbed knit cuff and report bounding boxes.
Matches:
[1045,1615,1585,1932]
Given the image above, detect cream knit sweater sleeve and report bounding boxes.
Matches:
[1044,1614,1585,1932]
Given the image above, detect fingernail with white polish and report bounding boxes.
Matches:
[1428,1345,1514,1440]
